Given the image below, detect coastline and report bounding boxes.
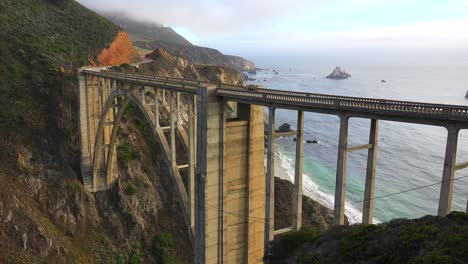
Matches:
[273,149,378,224]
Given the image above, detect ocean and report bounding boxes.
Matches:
[245,51,468,223]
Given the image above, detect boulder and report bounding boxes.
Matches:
[277,123,293,133]
[326,66,351,80]
[248,69,257,75]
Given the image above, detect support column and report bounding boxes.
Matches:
[362,119,379,224]
[293,110,304,230]
[195,85,208,264]
[77,70,93,191]
[438,125,459,216]
[141,86,146,104]
[154,89,160,128]
[264,107,276,258]
[177,92,181,125]
[170,91,177,166]
[333,114,349,225]
[188,94,195,231]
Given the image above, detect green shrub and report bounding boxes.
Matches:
[270,227,320,258]
[117,141,140,167]
[152,233,182,264]
[117,242,144,264]
[125,183,137,195]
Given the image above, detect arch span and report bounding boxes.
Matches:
[91,87,193,239]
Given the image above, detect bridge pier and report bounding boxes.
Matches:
[334,114,349,225]
[363,119,379,224]
[293,110,304,231]
[264,107,276,257]
[438,125,459,216]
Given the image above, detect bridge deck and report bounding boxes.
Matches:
[83,69,468,127]
[217,87,468,127]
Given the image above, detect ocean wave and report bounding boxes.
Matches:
[275,149,380,224]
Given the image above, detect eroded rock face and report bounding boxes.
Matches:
[142,48,244,85]
[326,66,351,80]
[97,31,141,66]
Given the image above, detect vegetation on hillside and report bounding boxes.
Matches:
[0,0,117,142]
[0,1,192,262]
[270,212,468,264]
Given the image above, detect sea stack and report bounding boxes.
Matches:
[326,66,351,80]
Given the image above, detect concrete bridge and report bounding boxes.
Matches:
[77,69,468,263]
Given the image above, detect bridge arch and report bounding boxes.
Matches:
[90,86,193,237]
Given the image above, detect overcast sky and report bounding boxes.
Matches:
[77,0,468,56]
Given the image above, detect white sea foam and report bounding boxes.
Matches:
[275,149,379,224]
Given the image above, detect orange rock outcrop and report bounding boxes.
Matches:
[97,31,141,66]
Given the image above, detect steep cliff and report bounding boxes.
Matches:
[97,31,141,66]
[139,48,244,85]
[0,0,189,262]
[137,40,255,71]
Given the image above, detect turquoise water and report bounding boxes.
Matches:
[246,52,468,223]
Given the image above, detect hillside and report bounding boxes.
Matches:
[270,212,468,264]
[0,0,190,262]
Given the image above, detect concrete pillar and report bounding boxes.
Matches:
[188,94,195,231]
[77,70,93,191]
[333,114,349,226]
[362,119,379,224]
[293,110,304,230]
[195,85,207,264]
[154,89,160,128]
[247,103,266,264]
[438,125,459,216]
[264,107,276,258]
[170,91,177,166]
[177,92,181,125]
[141,86,146,104]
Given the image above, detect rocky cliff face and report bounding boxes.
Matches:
[225,55,256,71]
[97,31,141,66]
[136,40,255,71]
[140,48,244,85]
[274,178,348,231]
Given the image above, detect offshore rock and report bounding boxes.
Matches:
[277,123,293,133]
[326,66,351,80]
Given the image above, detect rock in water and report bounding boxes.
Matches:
[326,66,351,80]
[277,123,293,133]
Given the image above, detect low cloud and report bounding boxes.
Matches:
[77,0,318,35]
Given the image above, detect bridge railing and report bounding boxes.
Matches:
[83,70,200,93]
[217,87,468,121]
